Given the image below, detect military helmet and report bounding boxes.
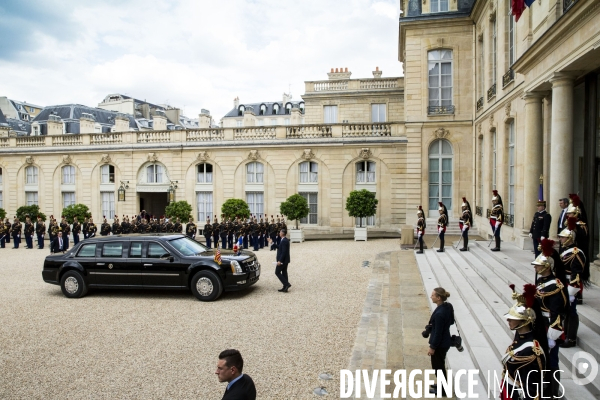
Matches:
[558,216,577,247]
[504,284,537,330]
[531,239,554,273]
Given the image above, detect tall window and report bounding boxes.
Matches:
[197,163,213,183]
[246,162,264,183]
[300,192,318,224]
[26,191,38,206]
[371,104,386,122]
[428,50,453,107]
[246,192,264,216]
[196,192,213,222]
[62,165,75,184]
[479,136,484,207]
[492,131,497,190]
[356,161,376,183]
[100,165,115,184]
[147,164,163,183]
[101,192,115,219]
[299,161,318,183]
[429,139,453,212]
[508,122,515,215]
[25,166,38,184]
[324,106,338,124]
[492,19,497,85]
[480,39,485,98]
[0,191,3,209]
[63,192,75,208]
[508,7,515,65]
[430,0,448,12]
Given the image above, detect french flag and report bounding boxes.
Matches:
[512,0,535,22]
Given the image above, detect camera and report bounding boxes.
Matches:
[422,324,432,338]
[451,335,464,352]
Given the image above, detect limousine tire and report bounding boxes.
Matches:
[191,270,223,302]
[60,270,88,298]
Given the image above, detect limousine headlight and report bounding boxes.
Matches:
[230,260,244,275]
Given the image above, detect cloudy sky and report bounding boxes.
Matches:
[0,0,403,121]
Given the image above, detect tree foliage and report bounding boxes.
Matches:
[165,200,193,222]
[279,194,310,229]
[0,208,5,220]
[221,199,251,220]
[16,205,46,222]
[345,189,378,227]
[61,204,92,224]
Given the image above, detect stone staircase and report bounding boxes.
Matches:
[424,218,463,235]
[415,240,600,399]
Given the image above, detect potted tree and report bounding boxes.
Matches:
[345,189,378,241]
[280,194,310,243]
[221,198,251,221]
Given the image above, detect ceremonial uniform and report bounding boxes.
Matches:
[251,219,259,251]
[0,221,7,248]
[112,219,121,235]
[212,217,220,249]
[490,190,503,251]
[4,219,11,244]
[436,202,447,252]
[36,218,46,249]
[219,217,227,249]
[11,219,22,248]
[173,219,182,234]
[242,222,249,249]
[529,210,551,258]
[100,219,111,236]
[60,218,71,249]
[227,220,234,249]
[204,219,213,248]
[48,219,58,243]
[458,198,472,252]
[87,220,97,238]
[72,219,81,245]
[269,217,277,251]
[274,217,282,249]
[24,218,35,249]
[82,219,89,239]
[186,219,196,239]
[416,206,426,254]
[165,220,174,233]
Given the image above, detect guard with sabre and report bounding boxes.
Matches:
[489,190,504,251]
[415,206,426,254]
[434,202,447,252]
[457,197,472,251]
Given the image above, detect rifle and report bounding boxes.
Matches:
[488,224,498,247]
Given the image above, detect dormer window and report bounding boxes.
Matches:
[285,103,292,115]
[299,102,305,114]
[272,104,279,115]
[260,104,266,115]
[431,0,449,13]
[238,105,245,116]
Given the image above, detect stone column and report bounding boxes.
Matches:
[549,73,575,229]
[522,92,545,232]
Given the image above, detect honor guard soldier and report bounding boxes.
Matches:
[415,206,426,254]
[204,217,213,248]
[436,202,447,252]
[72,216,81,245]
[166,217,174,233]
[219,215,228,249]
[158,217,166,233]
[269,216,277,251]
[566,194,588,305]
[121,216,129,234]
[82,217,89,239]
[173,217,182,234]
[459,198,472,252]
[48,217,59,243]
[186,217,196,239]
[131,218,139,234]
[242,220,249,249]
[24,215,35,249]
[111,216,121,235]
[529,179,551,258]
[490,190,504,252]
[258,216,264,249]
[0,218,7,248]
[11,217,22,249]
[558,217,588,349]
[275,216,282,249]
[532,240,567,396]
[36,216,46,249]
[87,217,97,238]
[138,218,148,233]
[60,216,71,250]
[4,218,11,245]
[251,216,259,251]
[227,218,234,249]
[100,216,111,236]
[501,284,546,400]
[212,215,220,248]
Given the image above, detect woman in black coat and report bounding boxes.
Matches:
[427,287,454,396]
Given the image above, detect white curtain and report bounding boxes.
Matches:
[310,162,318,182]
[197,192,213,222]
[26,191,38,206]
[299,162,309,183]
[367,161,376,182]
[62,166,75,184]
[26,166,38,184]
[101,165,109,184]
[101,192,115,219]
[246,163,255,183]
[356,163,365,183]
[63,192,75,208]
[256,163,264,183]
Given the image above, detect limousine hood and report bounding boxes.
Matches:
[197,249,254,261]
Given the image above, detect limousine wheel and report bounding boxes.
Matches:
[191,270,223,302]
[60,271,88,298]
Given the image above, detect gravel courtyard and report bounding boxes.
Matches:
[0,239,398,399]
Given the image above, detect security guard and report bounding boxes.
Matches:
[416,206,426,254]
[72,216,81,245]
[490,190,504,252]
[459,197,472,252]
[529,195,551,258]
[24,215,35,249]
[11,216,22,249]
[204,217,213,248]
[36,216,46,249]
[436,202,447,252]
[186,217,196,239]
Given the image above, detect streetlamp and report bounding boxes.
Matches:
[118,181,129,202]
[168,180,178,203]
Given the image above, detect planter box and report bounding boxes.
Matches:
[354,227,368,241]
[289,228,304,243]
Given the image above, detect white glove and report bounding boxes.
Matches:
[548,338,556,349]
[569,295,576,303]
[528,233,532,238]
[541,236,545,241]
[438,227,442,233]
[418,232,422,238]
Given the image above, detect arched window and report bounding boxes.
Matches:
[246,162,264,184]
[25,166,38,184]
[285,103,292,115]
[356,161,376,183]
[259,104,266,115]
[238,105,245,116]
[272,104,279,115]
[197,163,213,183]
[62,165,75,184]
[147,164,164,183]
[428,139,453,212]
[100,165,115,184]
[299,161,318,183]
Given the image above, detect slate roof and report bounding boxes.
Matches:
[34,104,138,129]
[0,108,8,126]
[7,118,31,135]
[223,100,304,118]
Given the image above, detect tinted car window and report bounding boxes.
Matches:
[148,242,168,258]
[169,237,207,256]
[77,244,96,257]
[102,242,123,257]
[129,242,143,258]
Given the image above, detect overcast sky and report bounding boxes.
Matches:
[0,0,403,121]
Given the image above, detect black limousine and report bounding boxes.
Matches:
[42,234,260,301]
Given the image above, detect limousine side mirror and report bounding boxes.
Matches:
[160,253,174,262]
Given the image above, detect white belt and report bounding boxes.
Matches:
[542,311,550,318]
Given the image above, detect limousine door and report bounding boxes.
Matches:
[141,241,186,288]
[88,241,142,286]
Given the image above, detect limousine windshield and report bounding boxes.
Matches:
[168,236,209,256]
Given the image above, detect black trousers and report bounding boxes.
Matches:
[431,346,450,383]
[275,262,289,287]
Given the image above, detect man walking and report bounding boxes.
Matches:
[275,228,291,292]
[215,349,256,400]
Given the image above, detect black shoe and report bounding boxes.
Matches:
[282,284,291,292]
[577,298,583,305]
[460,247,468,251]
[416,250,423,254]
[278,287,286,292]
[436,249,444,252]
[491,248,500,252]
[559,340,577,348]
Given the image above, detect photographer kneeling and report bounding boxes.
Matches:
[424,287,455,397]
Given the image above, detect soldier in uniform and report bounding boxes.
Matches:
[0,218,7,248]
[82,217,89,240]
[60,216,71,250]
[4,218,11,245]
[36,216,46,249]
[166,217,174,233]
[558,217,588,349]
[24,215,35,249]
[212,216,220,249]
[566,194,588,305]
[457,198,472,251]
[11,216,22,249]
[269,216,277,251]
[219,215,228,249]
[501,284,546,400]
[131,217,139,234]
[111,216,121,235]
[490,190,504,252]
[173,217,182,234]
[72,216,81,245]
[257,216,264,249]
[204,217,213,248]
[529,190,551,258]
[226,218,233,249]
[416,206,426,254]
[275,216,282,249]
[48,216,59,243]
[87,217,97,238]
[186,217,196,239]
[138,218,148,233]
[100,216,111,236]
[251,216,259,251]
[435,202,448,253]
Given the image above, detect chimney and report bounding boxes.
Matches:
[327,67,352,80]
[199,109,211,128]
[372,66,382,79]
[114,113,130,132]
[152,111,167,131]
[234,96,240,109]
[47,114,64,135]
[79,112,96,134]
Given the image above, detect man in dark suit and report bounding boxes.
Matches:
[51,231,66,254]
[215,349,256,400]
[275,228,291,292]
[557,198,568,235]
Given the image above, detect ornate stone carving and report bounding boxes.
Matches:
[301,149,315,160]
[478,31,483,42]
[25,156,34,165]
[489,114,494,126]
[63,155,72,164]
[505,102,511,116]
[359,148,372,159]
[196,151,210,162]
[433,127,450,139]
[147,152,159,162]
[478,124,482,134]
[101,154,111,164]
[247,150,260,161]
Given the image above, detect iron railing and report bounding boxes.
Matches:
[427,105,455,115]
[486,209,491,218]
[563,0,577,12]
[475,206,483,216]
[504,213,515,227]
[476,97,484,112]
[502,68,514,87]
[487,84,497,101]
